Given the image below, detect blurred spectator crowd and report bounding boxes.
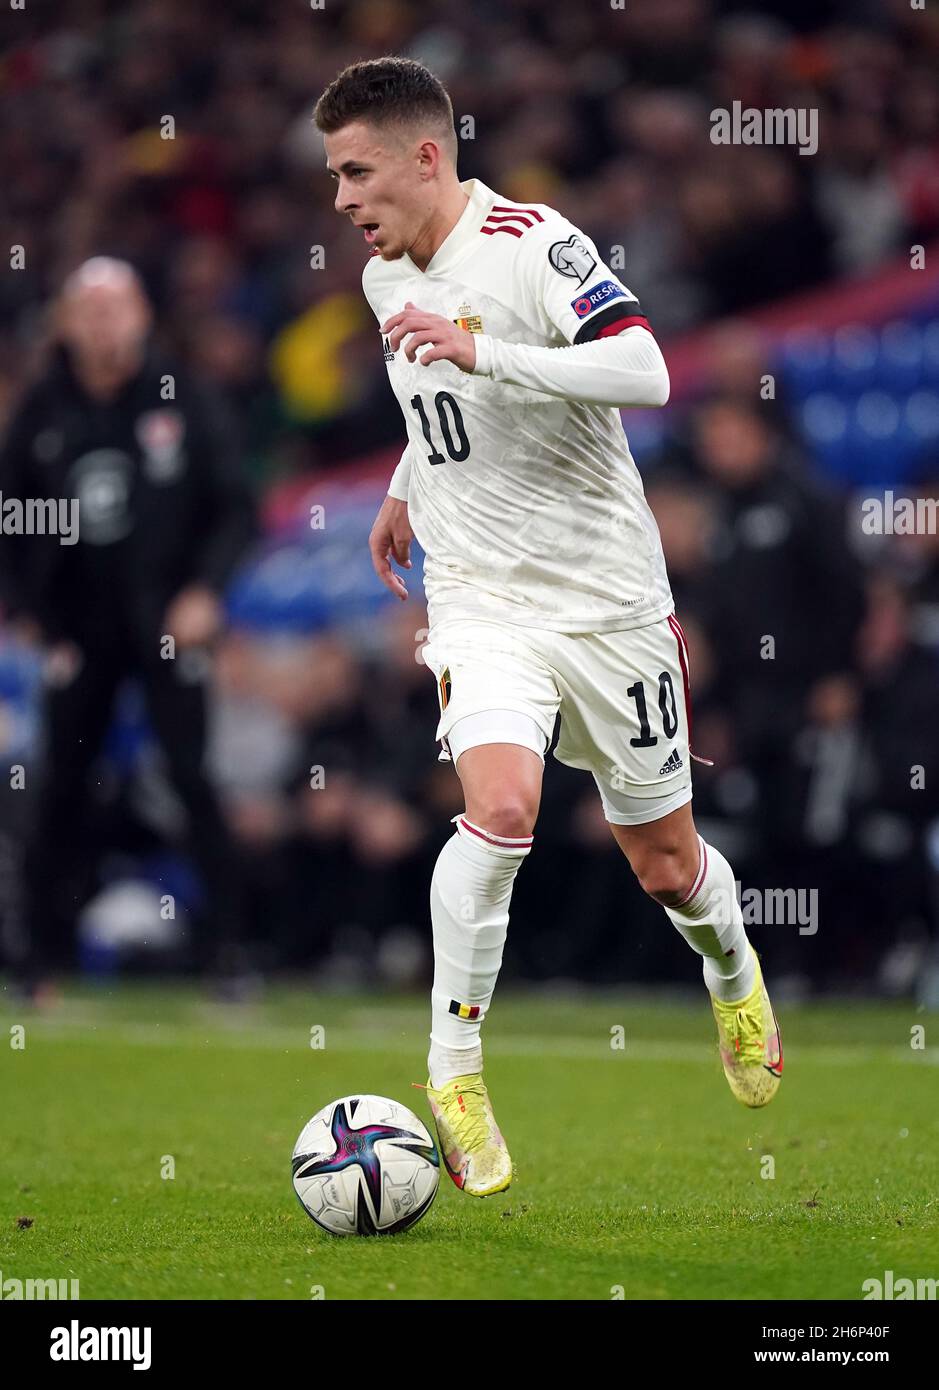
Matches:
[2,1,939,995]
[2,0,939,464]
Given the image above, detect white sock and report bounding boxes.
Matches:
[427,813,532,1088]
[664,834,756,1002]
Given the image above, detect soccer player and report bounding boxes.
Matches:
[314,57,783,1197]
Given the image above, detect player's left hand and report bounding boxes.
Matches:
[381,302,476,372]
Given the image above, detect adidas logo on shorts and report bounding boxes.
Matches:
[659,748,683,775]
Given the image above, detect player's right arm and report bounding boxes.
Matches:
[368,443,414,602]
[361,261,416,602]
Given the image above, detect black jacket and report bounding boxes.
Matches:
[706,460,865,700]
[0,342,255,647]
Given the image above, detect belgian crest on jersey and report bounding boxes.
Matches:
[452,303,483,334]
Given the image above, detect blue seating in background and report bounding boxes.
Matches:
[781,314,939,486]
[225,487,426,635]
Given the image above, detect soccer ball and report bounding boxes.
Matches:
[291,1094,440,1236]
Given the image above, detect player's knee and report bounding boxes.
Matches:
[633,846,694,908]
[464,797,537,840]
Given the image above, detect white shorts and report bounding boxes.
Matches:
[420,613,696,826]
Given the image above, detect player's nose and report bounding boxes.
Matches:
[334,183,356,216]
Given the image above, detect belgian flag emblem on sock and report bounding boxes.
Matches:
[449,1000,481,1020]
[439,666,451,710]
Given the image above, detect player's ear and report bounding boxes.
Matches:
[415,137,443,180]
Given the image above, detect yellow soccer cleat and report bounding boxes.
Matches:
[417,1074,513,1196]
[710,946,783,1108]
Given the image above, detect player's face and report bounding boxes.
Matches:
[325,122,427,262]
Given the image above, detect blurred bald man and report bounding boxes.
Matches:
[0,257,256,998]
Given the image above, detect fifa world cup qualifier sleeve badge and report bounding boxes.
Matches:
[548,234,597,287]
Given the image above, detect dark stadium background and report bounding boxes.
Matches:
[1,0,938,1002]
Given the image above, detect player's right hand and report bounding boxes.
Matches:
[369,495,413,602]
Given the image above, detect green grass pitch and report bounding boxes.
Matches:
[1,983,937,1300]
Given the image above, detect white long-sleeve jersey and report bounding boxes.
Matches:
[363,176,674,634]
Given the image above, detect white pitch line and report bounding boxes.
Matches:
[2,1016,936,1067]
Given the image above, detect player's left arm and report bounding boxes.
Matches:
[471,324,669,408]
[470,219,669,407]
[380,225,669,408]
